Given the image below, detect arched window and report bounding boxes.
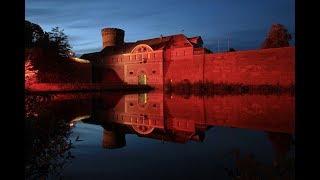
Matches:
[131,44,153,54]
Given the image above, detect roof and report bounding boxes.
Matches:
[79,51,100,61]
[187,36,203,47]
[100,34,190,56]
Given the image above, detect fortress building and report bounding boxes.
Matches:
[81,28,295,88]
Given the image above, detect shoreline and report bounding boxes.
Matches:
[25,83,154,94]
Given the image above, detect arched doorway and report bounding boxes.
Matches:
[138,72,147,85]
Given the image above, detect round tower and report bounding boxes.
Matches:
[101,28,125,48]
[102,129,126,149]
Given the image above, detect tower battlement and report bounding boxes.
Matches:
[101,28,125,48]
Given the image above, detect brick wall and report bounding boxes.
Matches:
[204,47,295,86]
[37,61,92,83]
[164,47,294,86]
[125,62,163,85]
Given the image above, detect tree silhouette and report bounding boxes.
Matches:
[261,24,292,49]
[25,21,72,59]
[47,27,72,59]
[25,20,45,48]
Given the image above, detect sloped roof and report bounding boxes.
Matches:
[187,36,203,47]
[100,34,188,56]
[79,51,100,61]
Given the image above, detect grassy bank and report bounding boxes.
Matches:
[25,83,154,94]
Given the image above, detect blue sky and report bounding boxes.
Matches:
[26,0,295,55]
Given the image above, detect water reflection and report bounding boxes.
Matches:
[92,92,294,148]
[25,91,294,179]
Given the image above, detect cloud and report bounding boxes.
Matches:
[203,28,267,51]
[26,0,295,54]
[76,47,101,55]
[25,7,58,17]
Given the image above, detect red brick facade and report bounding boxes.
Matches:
[82,29,295,88]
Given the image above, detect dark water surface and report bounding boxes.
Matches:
[25,91,294,180]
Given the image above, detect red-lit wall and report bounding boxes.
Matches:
[204,47,295,86]
[36,62,92,83]
[125,63,163,85]
[164,47,203,84]
[163,47,295,86]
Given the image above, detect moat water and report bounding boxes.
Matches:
[25,91,295,180]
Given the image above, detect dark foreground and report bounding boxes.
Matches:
[25,91,295,180]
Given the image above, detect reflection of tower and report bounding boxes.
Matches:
[102,125,126,149]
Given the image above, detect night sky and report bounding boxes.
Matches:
[26,0,295,55]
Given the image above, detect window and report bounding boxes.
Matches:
[152,70,156,74]
[137,54,142,60]
[129,71,133,75]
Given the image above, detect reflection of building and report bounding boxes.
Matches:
[27,92,294,150]
[102,129,126,149]
[92,92,294,148]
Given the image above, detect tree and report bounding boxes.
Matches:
[261,24,292,49]
[25,20,45,48]
[47,27,72,59]
[25,21,72,59]
[25,59,38,88]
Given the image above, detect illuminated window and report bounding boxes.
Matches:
[138,93,148,104]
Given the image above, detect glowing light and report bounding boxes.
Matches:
[70,115,91,127]
[71,115,91,123]
[69,57,90,64]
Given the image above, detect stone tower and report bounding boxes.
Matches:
[101,28,125,48]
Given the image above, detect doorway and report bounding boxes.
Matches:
[138,74,147,85]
